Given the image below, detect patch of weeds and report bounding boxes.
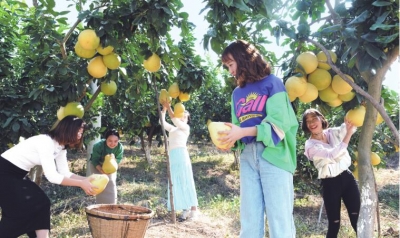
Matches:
[378,184,399,211]
[207,194,240,218]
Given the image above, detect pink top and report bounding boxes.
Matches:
[304,123,352,179]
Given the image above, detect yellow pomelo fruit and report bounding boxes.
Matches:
[89,174,110,195]
[168,82,180,99]
[159,89,171,104]
[332,74,354,95]
[175,112,184,118]
[345,106,366,127]
[307,68,332,91]
[57,106,66,120]
[102,154,118,174]
[77,29,100,50]
[207,121,232,150]
[327,97,343,108]
[370,152,381,166]
[296,51,319,74]
[64,102,84,118]
[101,80,117,96]
[318,86,338,102]
[299,83,318,103]
[376,113,384,125]
[174,102,185,118]
[338,91,356,102]
[102,53,121,70]
[288,93,297,102]
[352,166,359,180]
[179,92,190,102]
[143,53,161,72]
[96,45,114,55]
[317,50,337,70]
[74,42,96,59]
[285,76,307,97]
[87,56,108,78]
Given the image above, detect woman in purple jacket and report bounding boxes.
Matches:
[302,108,360,237]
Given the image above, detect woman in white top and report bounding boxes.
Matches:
[0,115,97,238]
[160,101,199,221]
[302,108,360,238]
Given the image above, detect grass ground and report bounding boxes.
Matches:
[15,142,400,237]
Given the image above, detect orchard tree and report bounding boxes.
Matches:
[202,0,398,236]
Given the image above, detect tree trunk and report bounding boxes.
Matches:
[144,143,152,164]
[357,75,383,237]
[86,80,101,176]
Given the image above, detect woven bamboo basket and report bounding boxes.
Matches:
[85,204,154,238]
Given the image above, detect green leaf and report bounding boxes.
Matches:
[232,0,250,11]
[347,10,370,25]
[160,6,173,16]
[319,24,341,34]
[58,67,67,75]
[178,12,189,19]
[273,27,281,45]
[341,47,351,61]
[347,53,357,68]
[358,52,372,72]
[375,32,399,43]
[343,27,356,38]
[370,23,398,31]
[346,38,360,49]
[375,11,390,24]
[222,0,234,7]
[2,117,13,128]
[365,43,386,60]
[297,23,310,36]
[372,1,392,7]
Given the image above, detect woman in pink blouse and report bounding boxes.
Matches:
[302,108,360,238]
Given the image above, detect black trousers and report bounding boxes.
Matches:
[0,156,51,238]
[321,170,361,238]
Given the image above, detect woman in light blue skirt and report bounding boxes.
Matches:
[160,101,199,220]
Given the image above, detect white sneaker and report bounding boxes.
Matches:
[179,209,190,220]
[188,210,200,220]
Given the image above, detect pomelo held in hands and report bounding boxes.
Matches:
[207,120,231,150]
[159,89,172,104]
[89,174,109,195]
[102,154,118,174]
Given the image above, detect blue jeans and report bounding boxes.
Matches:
[240,142,296,238]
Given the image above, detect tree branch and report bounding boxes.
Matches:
[84,84,101,111]
[325,0,340,24]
